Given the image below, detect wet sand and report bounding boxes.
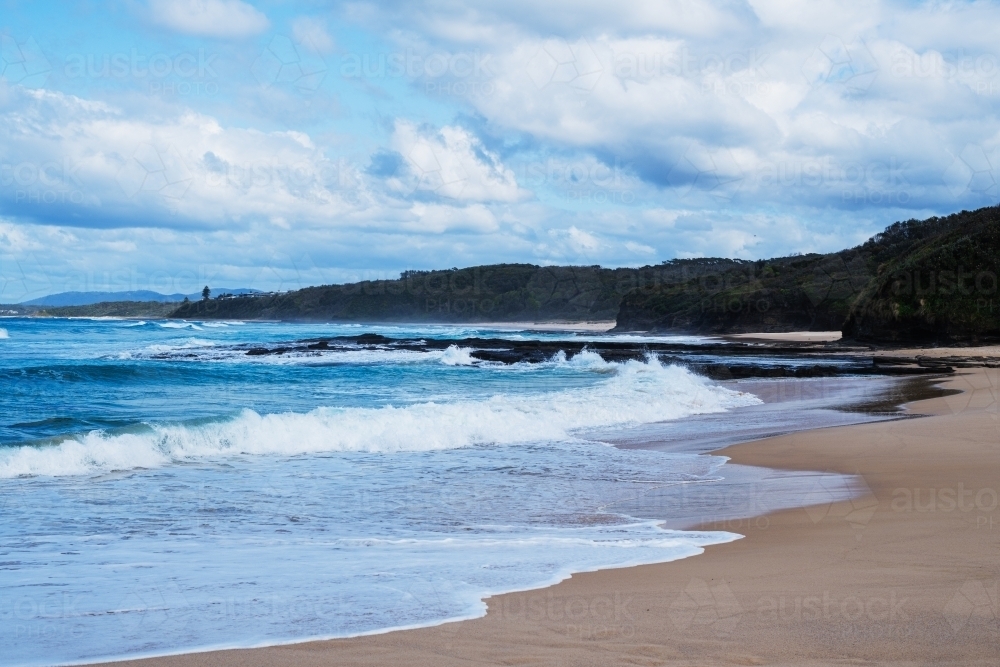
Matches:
[465,321,617,332]
[91,366,1000,666]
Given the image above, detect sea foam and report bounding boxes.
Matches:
[439,344,476,365]
[0,358,759,477]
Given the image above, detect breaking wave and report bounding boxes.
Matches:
[0,358,760,477]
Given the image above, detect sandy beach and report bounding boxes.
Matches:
[92,364,1000,667]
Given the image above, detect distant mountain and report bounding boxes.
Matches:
[21,288,261,307]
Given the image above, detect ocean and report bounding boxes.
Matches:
[0,318,871,665]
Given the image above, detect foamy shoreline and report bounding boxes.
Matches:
[75,372,929,666]
[86,365,1000,666]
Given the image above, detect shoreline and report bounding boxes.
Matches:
[84,364,1000,666]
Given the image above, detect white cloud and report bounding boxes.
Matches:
[625,241,656,255]
[8,0,1000,298]
[353,1,750,44]
[406,202,499,233]
[354,0,1000,215]
[148,0,269,39]
[390,120,527,203]
[0,87,361,229]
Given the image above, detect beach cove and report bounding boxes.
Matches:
[90,361,1000,667]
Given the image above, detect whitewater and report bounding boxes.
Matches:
[1,318,761,665]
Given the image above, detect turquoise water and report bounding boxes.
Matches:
[0,318,758,665]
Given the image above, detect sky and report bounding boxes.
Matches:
[1,0,999,300]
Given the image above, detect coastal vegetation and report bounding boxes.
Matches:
[16,206,994,343]
[618,205,1000,342]
[168,261,741,323]
[34,301,180,318]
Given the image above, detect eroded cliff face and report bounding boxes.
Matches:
[615,206,1000,343]
[843,207,1000,343]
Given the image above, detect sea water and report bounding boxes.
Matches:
[0,318,767,665]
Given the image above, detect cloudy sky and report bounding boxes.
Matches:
[1,0,999,299]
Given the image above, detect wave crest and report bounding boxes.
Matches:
[440,345,476,366]
[0,359,759,477]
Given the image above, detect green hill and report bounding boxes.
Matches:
[616,205,1000,342]
[843,206,1000,343]
[613,251,872,333]
[38,301,181,318]
[168,205,1000,343]
[169,262,741,323]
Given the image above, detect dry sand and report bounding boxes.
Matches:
[94,366,1000,667]
[724,331,843,343]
